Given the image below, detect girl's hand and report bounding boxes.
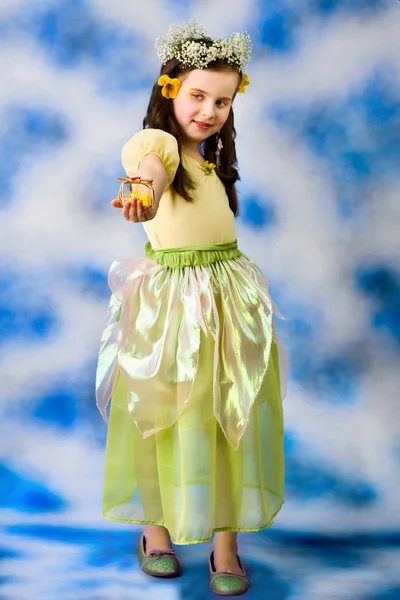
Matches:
[111,183,158,223]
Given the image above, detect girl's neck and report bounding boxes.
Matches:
[182,142,204,162]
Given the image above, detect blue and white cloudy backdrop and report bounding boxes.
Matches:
[1,1,399,598]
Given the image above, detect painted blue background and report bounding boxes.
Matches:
[1,0,399,598]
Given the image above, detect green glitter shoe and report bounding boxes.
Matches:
[137,534,181,578]
[209,551,249,596]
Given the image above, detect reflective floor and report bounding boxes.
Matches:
[1,524,399,600]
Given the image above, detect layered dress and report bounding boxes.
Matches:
[96,128,288,545]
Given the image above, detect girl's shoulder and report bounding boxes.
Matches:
[121,128,180,186]
[123,128,178,154]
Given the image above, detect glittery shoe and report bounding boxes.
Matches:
[137,534,181,578]
[209,551,249,596]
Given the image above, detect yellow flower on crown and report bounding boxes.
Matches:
[157,75,182,99]
[237,73,250,94]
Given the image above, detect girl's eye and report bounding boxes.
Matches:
[190,94,230,107]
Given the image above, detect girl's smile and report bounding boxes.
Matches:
[193,120,212,130]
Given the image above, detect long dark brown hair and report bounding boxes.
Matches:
[142,58,242,216]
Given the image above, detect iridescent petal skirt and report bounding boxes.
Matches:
[96,240,288,545]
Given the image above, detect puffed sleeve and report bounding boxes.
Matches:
[121,128,180,188]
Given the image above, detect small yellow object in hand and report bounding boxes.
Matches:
[117,176,155,208]
[127,191,152,207]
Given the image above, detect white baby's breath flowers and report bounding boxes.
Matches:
[155,19,252,71]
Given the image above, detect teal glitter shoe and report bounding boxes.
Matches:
[209,551,249,596]
[137,535,181,578]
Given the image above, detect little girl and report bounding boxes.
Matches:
[96,20,288,597]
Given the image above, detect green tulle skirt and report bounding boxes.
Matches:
[97,241,287,545]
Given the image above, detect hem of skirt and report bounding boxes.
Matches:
[102,501,284,545]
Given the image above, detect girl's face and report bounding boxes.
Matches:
[172,68,240,150]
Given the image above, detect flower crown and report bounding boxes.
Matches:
[155,19,252,72]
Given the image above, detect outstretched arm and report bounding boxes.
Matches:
[111,154,168,223]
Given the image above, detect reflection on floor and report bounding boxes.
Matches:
[1,524,399,599]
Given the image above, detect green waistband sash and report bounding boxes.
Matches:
[144,240,243,268]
